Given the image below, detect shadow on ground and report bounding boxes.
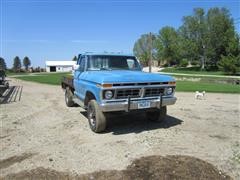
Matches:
[81,111,183,135]
[2,155,232,180]
[0,86,23,104]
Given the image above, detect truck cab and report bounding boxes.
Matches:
[62,53,177,133]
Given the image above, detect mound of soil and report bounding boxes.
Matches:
[2,155,232,180]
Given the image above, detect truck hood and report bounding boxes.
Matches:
[82,70,175,84]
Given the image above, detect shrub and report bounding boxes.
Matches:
[191,61,199,66]
[218,54,240,75]
[180,59,188,67]
[205,65,219,71]
[162,63,169,67]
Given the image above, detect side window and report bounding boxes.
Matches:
[77,54,82,65]
[127,59,135,69]
[79,57,85,72]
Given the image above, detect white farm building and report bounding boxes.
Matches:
[45,61,76,72]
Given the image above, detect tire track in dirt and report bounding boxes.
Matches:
[0,153,36,170]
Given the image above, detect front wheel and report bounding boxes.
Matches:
[146,106,167,122]
[87,100,107,133]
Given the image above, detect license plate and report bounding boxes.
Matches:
[138,101,150,109]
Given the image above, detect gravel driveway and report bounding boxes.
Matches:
[0,78,239,179]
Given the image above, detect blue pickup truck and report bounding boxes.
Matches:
[62,52,177,133]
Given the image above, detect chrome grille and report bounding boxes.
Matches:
[116,89,140,99]
[144,88,165,97]
[113,82,168,86]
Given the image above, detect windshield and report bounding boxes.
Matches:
[87,55,141,71]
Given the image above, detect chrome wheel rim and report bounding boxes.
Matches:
[88,106,96,127]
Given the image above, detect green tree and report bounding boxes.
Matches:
[205,7,238,68]
[178,36,198,65]
[133,34,156,66]
[179,8,207,69]
[13,56,21,72]
[218,54,240,75]
[226,33,240,57]
[179,7,239,70]
[72,56,77,61]
[0,57,7,70]
[180,58,189,67]
[23,56,31,71]
[156,26,180,66]
[132,6,239,73]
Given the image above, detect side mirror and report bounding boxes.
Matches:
[73,64,80,71]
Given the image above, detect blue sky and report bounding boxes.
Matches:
[1,0,239,68]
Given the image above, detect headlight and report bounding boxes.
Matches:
[166,88,173,95]
[104,90,113,99]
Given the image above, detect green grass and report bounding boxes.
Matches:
[161,67,226,75]
[169,74,239,79]
[14,72,240,93]
[6,71,30,76]
[176,81,240,93]
[161,69,240,93]
[16,72,71,85]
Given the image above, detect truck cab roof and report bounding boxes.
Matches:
[80,52,134,57]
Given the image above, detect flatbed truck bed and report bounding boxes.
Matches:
[61,76,74,90]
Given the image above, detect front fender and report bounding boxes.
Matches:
[83,80,101,103]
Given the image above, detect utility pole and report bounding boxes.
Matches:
[149,32,152,73]
[201,44,205,70]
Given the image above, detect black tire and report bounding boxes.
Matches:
[5,82,9,89]
[87,100,106,133]
[146,106,167,122]
[65,87,74,107]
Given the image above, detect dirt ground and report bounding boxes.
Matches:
[0,78,239,179]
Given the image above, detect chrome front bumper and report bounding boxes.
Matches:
[99,96,177,112]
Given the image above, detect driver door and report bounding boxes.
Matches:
[74,56,86,100]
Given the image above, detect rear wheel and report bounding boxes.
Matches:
[146,106,167,122]
[5,82,9,89]
[87,100,106,133]
[65,87,74,107]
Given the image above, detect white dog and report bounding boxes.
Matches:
[195,91,206,99]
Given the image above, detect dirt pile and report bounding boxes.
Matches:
[2,155,232,180]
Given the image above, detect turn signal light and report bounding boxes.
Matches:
[168,81,176,85]
[102,84,113,88]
